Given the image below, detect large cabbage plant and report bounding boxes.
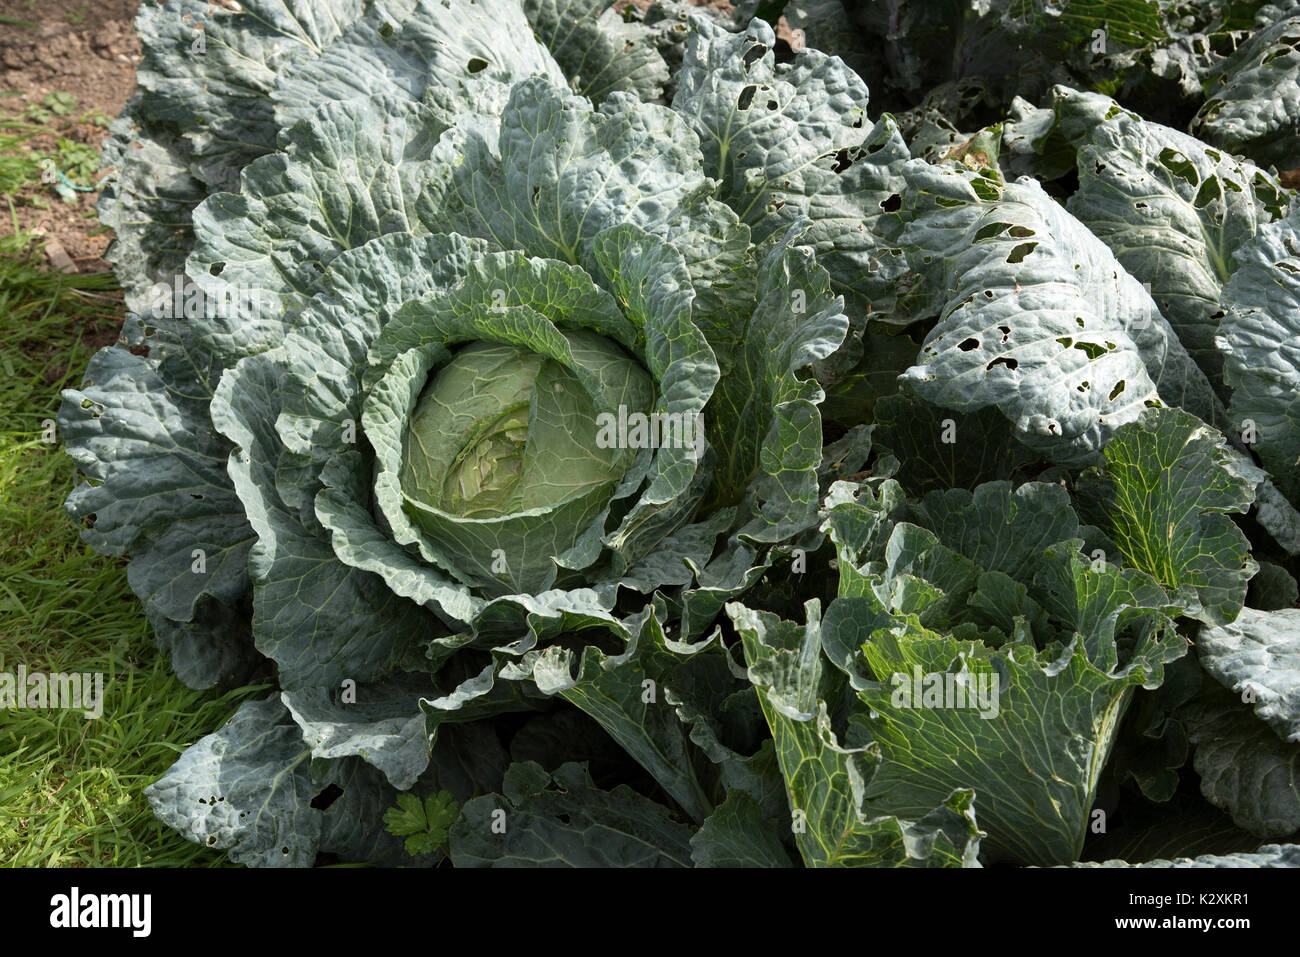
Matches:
[59,0,1300,867]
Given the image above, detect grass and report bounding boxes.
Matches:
[0,93,111,211]
[0,107,45,200]
[0,235,263,866]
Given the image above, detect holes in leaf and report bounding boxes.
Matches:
[958,337,980,352]
[311,784,344,811]
[743,43,767,71]
[209,262,225,276]
[378,21,394,38]
[880,193,901,212]
[1077,380,1090,393]
[531,185,540,205]
[1193,177,1222,208]
[1057,337,1073,348]
[831,148,855,173]
[737,84,757,110]
[1145,399,1163,408]
[970,178,1001,201]
[1109,380,1126,400]
[974,221,1012,242]
[1076,317,1086,328]
[983,289,995,299]
[1005,242,1037,263]
[986,356,1018,371]
[998,325,1011,341]
[1262,40,1300,65]
[466,57,489,74]
[1134,201,1149,210]
[1158,147,1198,186]
[1278,261,1300,274]
[768,100,779,110]
[282,847,290,855]
[1008,225,1035,238]
[1254,173,1285,214]
[1094,161,1107,175]
[1074,341,1106,360]
[935,197,964,208]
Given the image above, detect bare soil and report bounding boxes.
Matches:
[0,0,139,269]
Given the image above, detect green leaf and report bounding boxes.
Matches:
[1073,844,1300,868]
[144,698,319,867]
[814,478,1183,865]
[1005,86,1286,395]
[211,352,433,690]
[673,16,910,316]
[186,95,449,363]
[498,598,725,823]
[899,162,1216,463]
[430,77,751,337]
[1075,407,1257,625]
[853,619,1171,866]
[872,394,1040,497]
[59,331,257,690]
[383,789,459,856]
[382,792,426,836]
[448,762,695,867]
[95,102,207,314]
[1217,205,1300,507]
[1181,684,1300,839]
[691,790,793,867]
[273,0,566,133]
[135,0,366,188]
[719,232,849,540]
[281,672,437,790]
[1197,607,1300,744]
[728,600,983,867]
[1193,15,1300,169]
[1082,795,1260,865]
[909,481,1082,586]
[1248,562,1299,612]
[524,0,670,103]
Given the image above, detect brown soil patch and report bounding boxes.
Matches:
[0,0,139,270]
